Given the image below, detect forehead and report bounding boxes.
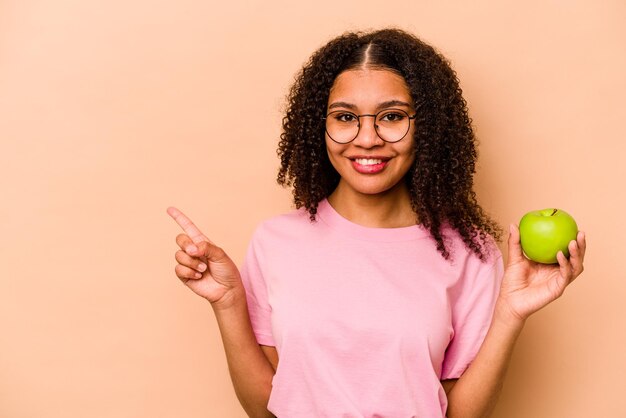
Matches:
[328,69,412,105]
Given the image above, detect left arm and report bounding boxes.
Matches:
[445,224,586,418]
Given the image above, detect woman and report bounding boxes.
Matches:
[167,28,586,418]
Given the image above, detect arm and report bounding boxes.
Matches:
[441,379,458,396]
[445,225,586,418]
[213,290,277,418]
[167,207,276,418]
[261,345,279,371]
[444,303,524,418]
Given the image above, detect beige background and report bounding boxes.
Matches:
[1,1,624,417]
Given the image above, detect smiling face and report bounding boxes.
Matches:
[325,68,417,201]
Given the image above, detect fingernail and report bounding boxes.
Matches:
[187,245,198,254]
[198,263,207,272]
[195,272,202,278]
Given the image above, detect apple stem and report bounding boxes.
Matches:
[551,209,558,216]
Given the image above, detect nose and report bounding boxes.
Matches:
[353,115,384,148]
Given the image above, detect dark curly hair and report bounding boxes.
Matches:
[277,28,502,261]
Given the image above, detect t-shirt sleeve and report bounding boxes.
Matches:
[440,252,504,380]
[239,228,276,347]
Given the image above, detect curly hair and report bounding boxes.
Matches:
[276,28,502,261]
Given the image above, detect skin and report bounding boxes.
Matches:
[167,207,275,418]
[324,69,418,229]
[167,68,587,417]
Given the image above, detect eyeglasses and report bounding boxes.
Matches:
[323,108,417,144]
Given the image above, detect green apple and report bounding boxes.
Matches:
[519,208,578,264]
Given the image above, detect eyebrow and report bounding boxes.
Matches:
[328,100,413,111]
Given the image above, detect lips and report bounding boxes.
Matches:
[349,157,390,174]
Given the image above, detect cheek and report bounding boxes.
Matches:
[409,145,417,163]
[398,141,417,161]
[399,143,418,174]
[325,139,344,163]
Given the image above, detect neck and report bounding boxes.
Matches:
[327,182,418,228]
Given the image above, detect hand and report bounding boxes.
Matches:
[167,206,243,307]
[496,224,587,324]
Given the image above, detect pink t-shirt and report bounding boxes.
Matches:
[240,198,503,417]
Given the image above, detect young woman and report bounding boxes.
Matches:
[167,29,586,418]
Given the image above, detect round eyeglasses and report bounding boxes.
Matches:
[323,108,417,144]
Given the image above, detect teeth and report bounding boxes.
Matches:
[355,158,383,165]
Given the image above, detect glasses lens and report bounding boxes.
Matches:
[375,109,410,143]
[325,111,359,143]
[325,109,412,143]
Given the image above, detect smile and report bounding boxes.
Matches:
[350,158,389,174]
[354,158,382,165]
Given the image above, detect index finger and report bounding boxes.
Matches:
[167,206,212,244]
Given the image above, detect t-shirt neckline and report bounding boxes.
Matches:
[316,198,430,242]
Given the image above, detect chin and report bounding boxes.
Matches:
[347,181,397,196]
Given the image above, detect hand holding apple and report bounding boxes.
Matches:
[495,220,586,325]
[518,208,578,264]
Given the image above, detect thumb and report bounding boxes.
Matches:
[195,240,230,264]
[507,223,526,265]
[194,240,240,284]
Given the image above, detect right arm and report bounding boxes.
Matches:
[167,207,277,418]
[213,286,276,418]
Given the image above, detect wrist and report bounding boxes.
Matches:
[210,284,247,312]
[494,298,527,330]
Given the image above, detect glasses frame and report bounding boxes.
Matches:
[322,108,417,144]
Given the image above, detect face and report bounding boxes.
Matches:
[325,68,416,199]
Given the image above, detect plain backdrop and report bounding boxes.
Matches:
[1,1,625,417]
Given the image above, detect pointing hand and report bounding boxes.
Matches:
[167,207,243,307]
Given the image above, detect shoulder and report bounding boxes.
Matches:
[439,223,503,273]
[244,205,330,268]
[441,226,504,303]
[249,205,319,244]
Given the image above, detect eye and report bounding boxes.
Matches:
[378,110,407,123]
[332,112,358,123]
